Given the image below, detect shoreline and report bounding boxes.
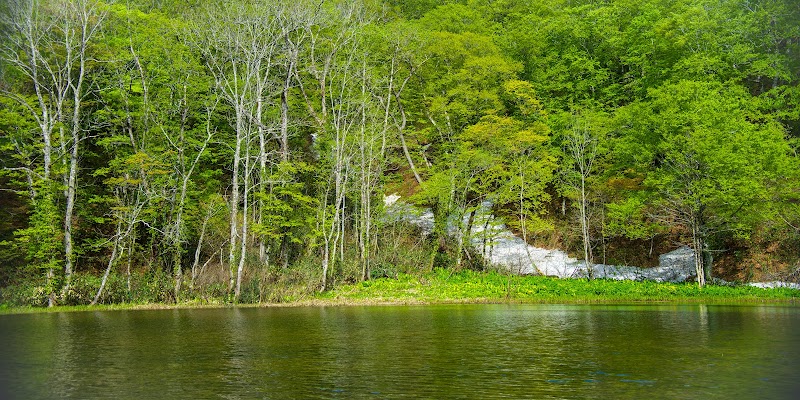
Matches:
[2,271,798,315]
[2,297,798,316]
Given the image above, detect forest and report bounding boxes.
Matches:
[1,0,798,307]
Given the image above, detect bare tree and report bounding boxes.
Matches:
[91,188,145,305]
[294,1,370,290]
[1,0,108,303]
[380,24,428,185]
[164,101,216,301]
[191,2,281,299]
[563,114,600,279]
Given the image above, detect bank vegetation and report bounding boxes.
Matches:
[1,0,799,307]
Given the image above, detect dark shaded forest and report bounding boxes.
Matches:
[1,0,799,306]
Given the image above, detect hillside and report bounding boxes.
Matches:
[1,0,799,306]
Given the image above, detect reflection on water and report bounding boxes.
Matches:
[1,304,799,399]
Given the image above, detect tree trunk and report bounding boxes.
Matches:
[190,211,210,291]
[280,54,294,162]
[126,235,133,295]
[579,176,593,279]
[394,94,422,184]
[92,222,123,305]
[455,209,474,269]
[256,98,267,263]
[321,240,330,291]
[228,113,244,294]
[691,214,706,288]
[234,133,253,301]
[63,109,79,290]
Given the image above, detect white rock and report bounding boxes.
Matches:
[385,199,798,289]
[748,281,800,290]
[383,193,401,207]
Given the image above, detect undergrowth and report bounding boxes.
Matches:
[321,269,800,304]
[2,268,798,314]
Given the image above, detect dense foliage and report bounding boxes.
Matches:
[1,0,798,306]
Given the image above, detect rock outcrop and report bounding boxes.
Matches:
[385,195,797,289]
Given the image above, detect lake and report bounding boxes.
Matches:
[1,304,799,399]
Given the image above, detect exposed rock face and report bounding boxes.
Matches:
[470,220,581,277]
[467,212,696,282]
[384,196,797,289]
[749,281,800,290]
[592,247,696,282]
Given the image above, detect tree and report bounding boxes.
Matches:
[1,0,109,303]
[415,79,554,271]
[620,80,792,286]
[190,1,281,300]
[93,4,217,302]
[559,110,609,278]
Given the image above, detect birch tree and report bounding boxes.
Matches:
[1,0,108,303]
[191,1,279,299]
[294,1,370,290]
[561,111,606,279]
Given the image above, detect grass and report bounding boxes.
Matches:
[2,269,798,315]
[0,300,228,315]
[319,269,800,305]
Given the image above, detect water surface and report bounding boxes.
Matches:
[1,304,799,399]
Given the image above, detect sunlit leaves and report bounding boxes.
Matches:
[628,80,791,239]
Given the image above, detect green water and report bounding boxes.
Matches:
[1,304,799,399]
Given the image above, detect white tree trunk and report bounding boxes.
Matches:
[92,222,123,305]
[228,114,243,293]
[692,216,706,288]
[234,139,252,300]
